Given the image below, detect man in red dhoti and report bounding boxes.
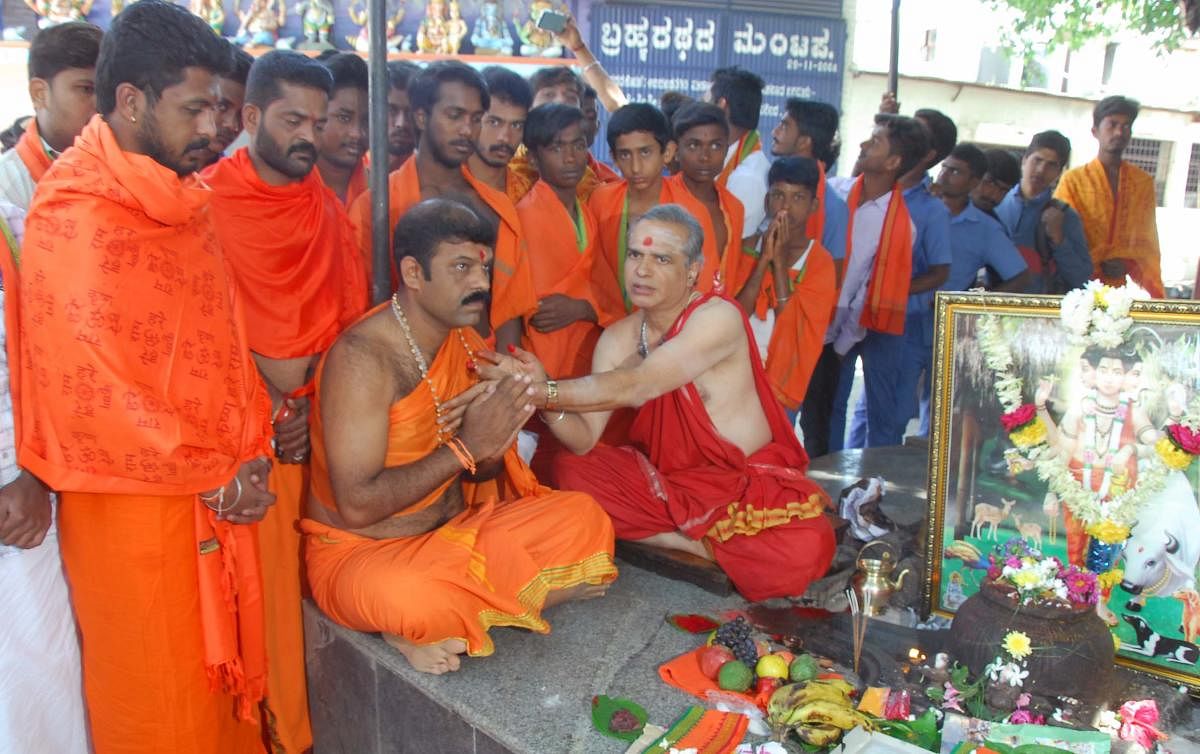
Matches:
[491,204,836,602]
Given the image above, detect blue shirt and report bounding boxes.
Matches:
[822,181,849,261]
[902,177,953,345]
[994,185,1092,291]
[946,203,1028,290]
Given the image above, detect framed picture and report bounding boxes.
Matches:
[922,290,1200,690]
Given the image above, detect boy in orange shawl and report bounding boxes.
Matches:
[735,157,836,416]
[0,21,101,210]
[588,103,681,325]
[507,204,834,601]
[348,61,534,353]
[466,66,531,205]
[301,198,617,675]
[1054,96,1163,297]
[204,50,370,754]
[16,4,276,751]
[314,52,369,206]
[666,102,746,295]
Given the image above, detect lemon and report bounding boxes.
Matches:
[755,654,789,679]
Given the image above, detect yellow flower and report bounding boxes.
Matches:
[1086,520,1131,544]
[1094,286,1111,307]
[1155,437,1193,471]
[1012,570,1042,589]
[1003,630,1033,660]
[1009,418,1047,448]
[1097,569,1124,591]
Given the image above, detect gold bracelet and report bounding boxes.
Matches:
[545,379,559,410]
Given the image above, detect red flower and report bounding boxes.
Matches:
[1002,404,1037,432]
[1167,424,1200,455]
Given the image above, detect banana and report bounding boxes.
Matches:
[807,678,855,697]
[767,683,851,725]
[792,723,844,747]
[787,699,872,730]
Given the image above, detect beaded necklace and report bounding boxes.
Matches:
[390,293,476,444]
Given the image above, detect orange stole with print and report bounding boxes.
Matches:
[666,173,746,295]
[13,117,53,183]
[844,178,913,335]
[1054,159,1163,297]
[516,180,603,379]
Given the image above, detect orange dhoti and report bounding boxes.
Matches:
[58,492,265,754]
[551,293,835,602]
[303,317,617,653]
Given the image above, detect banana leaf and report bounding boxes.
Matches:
[590,695,648,741]
[878,709,940,752]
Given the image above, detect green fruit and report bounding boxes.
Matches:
[789,653,820,683]
[717,659,753,692]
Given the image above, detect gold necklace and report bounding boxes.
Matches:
[390,293,476,444]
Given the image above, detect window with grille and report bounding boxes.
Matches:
[1124,138,1171,207]
[1186,143,1200,209]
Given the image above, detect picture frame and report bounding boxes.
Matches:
[922,291,1200,691]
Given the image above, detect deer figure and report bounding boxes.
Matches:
[1041,493,1059,544]
[971,498,1015,540]
[1011,513,1043,549]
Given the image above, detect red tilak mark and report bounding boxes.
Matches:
[643,236,654,246]
[479,249,487,261]
[507,344,517,353]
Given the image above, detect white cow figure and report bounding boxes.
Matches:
[1120,471,1200,607]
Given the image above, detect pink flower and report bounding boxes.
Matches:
[1005,556,1022,569]
[1118,700,1168,749]
[942,682,964,713]
[1009,709,1045,725]
[1167,424,1200,455]
[1002,404,1037,432]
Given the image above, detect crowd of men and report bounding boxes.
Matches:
[0,2,1168,752]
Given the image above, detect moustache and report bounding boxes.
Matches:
[288,143,317,159]
[185,137,212,152]
[461,290,489,306]
[488,144,515,157]
[450,139,473,151]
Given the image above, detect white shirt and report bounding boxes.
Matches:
[749,239,814,361]
[0,148,36,212]
[724,143,771,236]
[825,176,898,355]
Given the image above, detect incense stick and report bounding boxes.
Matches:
[846,588,868,675]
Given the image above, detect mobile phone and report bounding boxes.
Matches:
[536,9,568,33]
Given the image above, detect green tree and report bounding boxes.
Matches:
[988,0,1195,53]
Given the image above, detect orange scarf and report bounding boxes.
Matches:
[665,173,746,295]
[17,115,271,719]
[844,177,913,335]
[717,130,761,187]
[14,117,53,183]
[344,156,368,207]
[204,148,368,359]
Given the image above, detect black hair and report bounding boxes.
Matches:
[245,50,334,109]
[528,66,581,100]
[95,0,230,115]
[873,114,930,178]
[387,60,421,91]
[948,143,988,180]
[709,66,764,130]
[1093,95,1139,128]
[1082,346,1136,370]
[914,107,957,165]
[783,98,840,167]
[408,60,489,117]
[671,101,728,141]
[481,65,532,110]
[1025,129,1071,168]
[28,21,102,82]
[582,84,597,101]
[321,52,368,94]
[314,48,340,63]
[767,156,820,193]
[227,45,254,87]
[606,102,671,152]
[0,116,29,152]
[660,90,692,125]
[394,197,497,279]
[983,148,1021,187]
[523,103,584,152]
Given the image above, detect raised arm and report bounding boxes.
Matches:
[557,17,628,112]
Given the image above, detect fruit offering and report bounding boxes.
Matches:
[698,645,735,680]
[766,679,874,748]
[717,660,754,692]
[713,616,760,673]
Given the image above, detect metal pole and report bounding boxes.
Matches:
[888,0,901,99]
[367,0,391,305]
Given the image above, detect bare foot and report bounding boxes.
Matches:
[544,581,610,608]
[1096,601,1118,627]
[637,531,713,560]
[383,634,467,674]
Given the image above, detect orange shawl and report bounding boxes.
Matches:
[204,148,368,359]
[1054,159,1163,297]
[310,307,543,516]
[17,115,271,718]
[14,117,53,184]
[588,153,621,184]
[507,145,605,205]
[845,178,913,335]
[348,158,537,331]
[586,179,681,325]
[516,180,603,379]
[666,173,746,294]
[717,130,761,187]
[753,241,838,410]
[345,156,368,207]
[0,214,21,448]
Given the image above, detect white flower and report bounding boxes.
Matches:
[999,662,1029,687]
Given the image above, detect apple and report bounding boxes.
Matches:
[698,645,735,680]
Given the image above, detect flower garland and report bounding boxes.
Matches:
[976,281,1199,566]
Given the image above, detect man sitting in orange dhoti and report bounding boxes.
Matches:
[302,198,617,674]
[497,204,836,602]
[16,4,276,751]
[1055,96,1163,297]
[204,50,370,754]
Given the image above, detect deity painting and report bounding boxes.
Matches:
[236,0,286,49]
[470,0,513,56]
[514,0,563,57]
[294,0,336,48]
[925,290,1200,690]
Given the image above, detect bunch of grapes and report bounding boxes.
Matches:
[715,617,759,675]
